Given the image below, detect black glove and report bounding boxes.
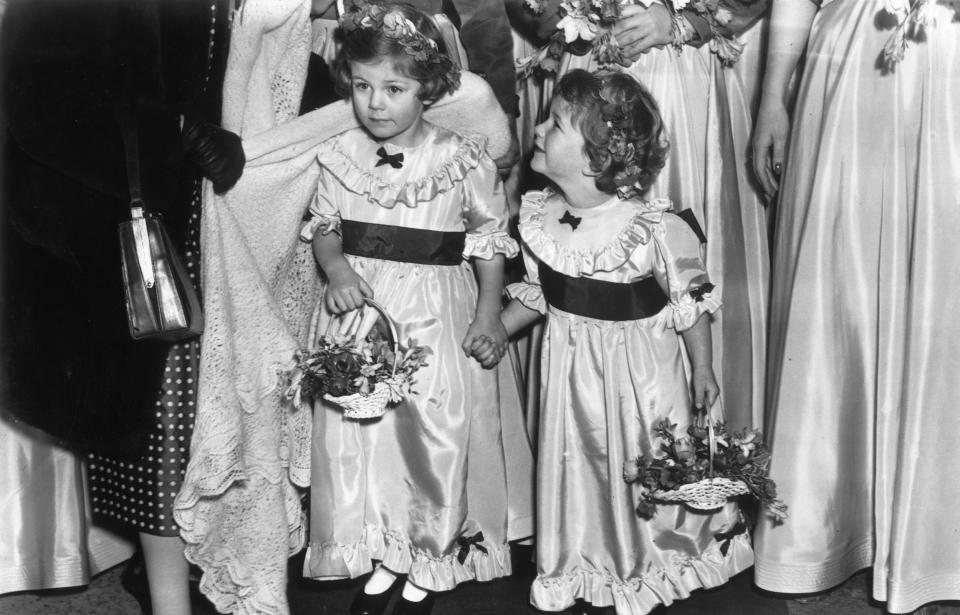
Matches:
[181,116,245,194]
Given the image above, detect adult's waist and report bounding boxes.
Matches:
[538,262,668,321]
[341,220,465,266]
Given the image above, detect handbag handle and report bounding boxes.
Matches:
[116,106,155,289]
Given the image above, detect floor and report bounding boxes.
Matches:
[0,545,887,615]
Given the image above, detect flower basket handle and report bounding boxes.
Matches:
[357,297,400,376]
[694,406,722,479]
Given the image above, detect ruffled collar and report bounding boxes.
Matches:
[519,188,672,276]
[317,127,486,209]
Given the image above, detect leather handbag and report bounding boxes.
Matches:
[117,108,204,341]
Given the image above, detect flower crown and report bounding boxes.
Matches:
[597,87,651,199]
[340,0,460,90]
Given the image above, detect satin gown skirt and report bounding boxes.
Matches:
[0,415,132,595]
[305,257,519,592]
[530,306,752,615]
[554,46,768,432]
[754,2,960,612]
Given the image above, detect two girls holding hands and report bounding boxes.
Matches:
[306,3,744,615]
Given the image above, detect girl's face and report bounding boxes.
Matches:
[530,99,591,188]
[349,59,427,147]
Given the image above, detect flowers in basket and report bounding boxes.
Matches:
[516,0,745,77]
[284,332,431,420]
[624,418,788,522]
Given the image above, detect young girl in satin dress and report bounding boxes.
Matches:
[299,3,524,614]
[485,69,751,615]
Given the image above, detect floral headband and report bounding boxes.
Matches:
[340,0,460,90]
[598,88,645,199]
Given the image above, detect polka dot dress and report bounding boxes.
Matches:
[88,185,203,537]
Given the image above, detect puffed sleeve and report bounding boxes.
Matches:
[651,213,721,331]
[504,242,547,315]
[299,168,342,242]
[461,152,520,260]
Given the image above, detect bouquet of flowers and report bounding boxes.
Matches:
[284,304,431,419]
[879,0,960,71]
[624,417,788,521]
[516,0,744,77]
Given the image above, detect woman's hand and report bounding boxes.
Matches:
[324,264,373,315]
[752,97,790,201]
[462,313,508,369]
[613,4,674,64]
[691,365,719,410]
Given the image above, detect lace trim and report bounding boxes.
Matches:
[463,230,519,261]
[518,189,672,277]
[307,524,512,592]
[505,282,546,315]
[317,131,488,209]
[671,289,721,331]
[299,213,340,242]
[531,532,752,614]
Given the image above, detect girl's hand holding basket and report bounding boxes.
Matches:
[625,409,788,522]
[285,299,431,420]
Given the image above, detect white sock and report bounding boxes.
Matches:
[401,581,429,602]
[363,566,397,595]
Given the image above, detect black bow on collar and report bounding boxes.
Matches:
[376,146,404,169]
[456,532,488,564]
[559,210,582,231]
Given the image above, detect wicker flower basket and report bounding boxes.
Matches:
[651,414,750,510]
[324,299,400,420]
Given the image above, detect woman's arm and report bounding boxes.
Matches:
[752,0,818,199]
[680,313,719,410]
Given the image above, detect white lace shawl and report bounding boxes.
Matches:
[171,1,514,613]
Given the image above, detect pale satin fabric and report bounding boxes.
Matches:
[549,43,768,432]
[754,2,960,612]
[717,22,770,431]
[508,190,752,615]
[303,127,532,592]
[0,415,133,595]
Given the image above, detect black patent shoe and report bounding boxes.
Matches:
[349,577,402,615]
[392,592,436,615]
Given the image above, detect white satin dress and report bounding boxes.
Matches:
[302,125,532,592]
[543,36,769,433]
[754,2,960,612]
[508,189,752,615]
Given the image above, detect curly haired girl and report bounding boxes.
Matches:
[300,2,529,614]
[483,69,750,615]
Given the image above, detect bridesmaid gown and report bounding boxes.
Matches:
[551,42,769,432]
[0,415,132,595]
[754,2,960,612]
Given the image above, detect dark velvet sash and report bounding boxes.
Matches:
[340,220,465,266]
[538,262,669,321]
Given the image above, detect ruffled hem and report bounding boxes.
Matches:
[299,213,340,242]
[305,524,512,592]
[671,289,721,332]
[317,131,487,209]
[505,282,546,315]
[518,189,672,276]
[530,533,753,614]
[464,231,519,261]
